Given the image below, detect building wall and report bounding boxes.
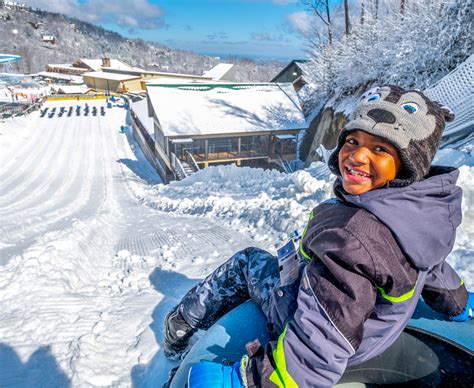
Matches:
[120,79,142,92]
[46,65,86,76]
[83,76,121,92]
[273,63,302,83]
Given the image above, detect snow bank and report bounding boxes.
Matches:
[137,148,474,288]
[0,100,472,387]
[141,163,334,249]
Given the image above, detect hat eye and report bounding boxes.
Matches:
[367,94,381,102]
[361,87,380,100]
[402,102,419,114]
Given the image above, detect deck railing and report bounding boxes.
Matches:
[183,150,200,172]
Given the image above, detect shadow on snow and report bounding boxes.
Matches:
[0,344,70,387]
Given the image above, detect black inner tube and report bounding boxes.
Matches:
[338,329,473,387]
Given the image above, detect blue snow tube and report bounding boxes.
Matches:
[168,301,473,387]
[0,54,21,64]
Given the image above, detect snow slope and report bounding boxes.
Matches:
[0,101,472,387]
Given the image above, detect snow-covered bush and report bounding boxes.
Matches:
[303,0,472,106]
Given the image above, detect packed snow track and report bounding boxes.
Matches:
[0,100,257,387]
[0,100,472,387]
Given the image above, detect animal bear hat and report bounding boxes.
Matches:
[328,85,455,187]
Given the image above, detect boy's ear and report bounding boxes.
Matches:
[437,103,455,122]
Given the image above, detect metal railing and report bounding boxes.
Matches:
[171,152,188,180]
[0,100,42,118]
[184,150,200,172]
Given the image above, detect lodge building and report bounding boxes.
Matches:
[130,82,308,182]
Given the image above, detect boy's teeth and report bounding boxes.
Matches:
[348,168,369,177]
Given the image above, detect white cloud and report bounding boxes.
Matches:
[287,11,314,35]
[21,0,166,30]
[250,32,279,41]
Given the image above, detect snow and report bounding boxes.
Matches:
[53,85,90,95]
[146,83,308,137]
[37,71,84,84]
[202,63,234,80]
[130,98,154,137]
[0,101,472,387]
[78,59,139,72]
[82,71,141,82]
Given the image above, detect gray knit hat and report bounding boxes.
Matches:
[328,85,455,187]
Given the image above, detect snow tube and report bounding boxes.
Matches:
[168,301,473,387]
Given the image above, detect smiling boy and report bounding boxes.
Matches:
[338,130,401,195]
[166,85,473,387]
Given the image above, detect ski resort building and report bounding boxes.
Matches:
[133,83,308,182]
[37,71,84,85]
[271,60,309,91]
[82,71,142,93]
[202,63,237,81]
[101,68,213,89]
[72,58,140,72]
[45,64,89,76]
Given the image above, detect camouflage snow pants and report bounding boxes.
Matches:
[179,247,280,330]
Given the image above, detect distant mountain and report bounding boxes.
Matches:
[0,2,284,81]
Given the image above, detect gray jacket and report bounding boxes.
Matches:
[245,167,468,387]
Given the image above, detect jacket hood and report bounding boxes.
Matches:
[334,166,462,270]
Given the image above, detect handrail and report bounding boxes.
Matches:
[276,152,293,174]
[171,152,188,180]
[184,150,200,172]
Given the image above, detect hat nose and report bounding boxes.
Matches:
[367,108,396,124]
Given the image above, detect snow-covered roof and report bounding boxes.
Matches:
[82,71,141,81]
[202,63,234,80]
[37,71,83,83]
[103,67,212,80]
[77,58,138,72]
[130,98,154,136]
[144,78,220,85]
[56,85,90,94]
[147,83,308,137]
[47,64,88,73]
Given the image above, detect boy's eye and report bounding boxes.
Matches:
[374,145,388,153]
[367,94,381,102]
[346,137,358,145]
[402,102,419,114]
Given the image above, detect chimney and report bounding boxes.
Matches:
[102,57,111,67]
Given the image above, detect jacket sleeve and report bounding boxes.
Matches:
[422,261,468,317]
[245,228,378,388]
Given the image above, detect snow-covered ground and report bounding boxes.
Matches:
[0,101,472,387]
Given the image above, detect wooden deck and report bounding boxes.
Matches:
[193,150,267,162]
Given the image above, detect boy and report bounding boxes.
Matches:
[164,85,473,387]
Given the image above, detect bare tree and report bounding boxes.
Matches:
[374,0,379,20]
[301,0,333,44]
[400,0,406,14]
[344,0,351,35]
[360,0,365,25]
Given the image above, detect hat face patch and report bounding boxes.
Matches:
[328,85,451,186]
[346,86,436,149]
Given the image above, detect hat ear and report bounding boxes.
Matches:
[437,103,455,122]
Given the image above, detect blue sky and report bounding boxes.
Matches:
[23,0,313,60]
[109,0,307,60]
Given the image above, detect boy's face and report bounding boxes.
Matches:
[338,130,401,195]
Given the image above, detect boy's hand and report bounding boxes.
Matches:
[450,292,473,322]
[188,360,245,388]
